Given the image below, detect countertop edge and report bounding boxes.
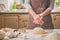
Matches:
[0,11,60,14]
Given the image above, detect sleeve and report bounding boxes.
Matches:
[48,0,55,10]
[25,0,32,10]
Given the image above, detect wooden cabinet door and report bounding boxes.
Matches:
[23,14,29,28]
[19,14,24,28]
[3,15,19,29]
[53,14,60,29]
[19,14,29,28]
[0,15,2,28]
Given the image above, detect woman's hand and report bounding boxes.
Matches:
[29,8,44,25]
[33,14,40,24]
[32,14,44,25]
[39,16,44,25]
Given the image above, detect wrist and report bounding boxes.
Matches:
[32,14,37,18]
[39,14,44,18]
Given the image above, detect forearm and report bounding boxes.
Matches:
[39,0,54,17]
[39,8,51,17]
[28,8,37,17]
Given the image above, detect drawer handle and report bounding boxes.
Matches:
[54,18,56,21]
[23,20,27,22]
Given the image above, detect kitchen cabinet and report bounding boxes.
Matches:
[0,13,28,29]
[51,12,60,29]
[1,12,60,29]
[22,14,29,28]
[0,12,60,29]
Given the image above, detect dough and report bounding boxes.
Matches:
[44,32,60,40]
[1,28,11,32]
[32,27,46,34]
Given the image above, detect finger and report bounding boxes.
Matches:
[33,20,37,24]
[37,18,44,25]
[33,21,35,23]
[35,20,40,24]
[33,20,40,24]
[40,20,44,25]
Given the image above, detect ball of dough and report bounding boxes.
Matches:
[32,27,46,34]
[1,28,12,32]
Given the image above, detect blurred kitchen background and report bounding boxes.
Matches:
[0,0,60,29]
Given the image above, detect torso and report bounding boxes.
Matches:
[28,0,54,29]
[30,0,50,14]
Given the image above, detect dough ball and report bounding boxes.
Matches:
[1,28,11,32]
[32,27,46,34]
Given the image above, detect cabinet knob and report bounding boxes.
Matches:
[54,17,56,21]
[23,20,27,22]
[19,19,21,20]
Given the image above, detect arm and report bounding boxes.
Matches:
[29,8,37,18]
[28,0,40,24]
[27,0,37,18]
[28,0,40,20]
[39,0,55,17]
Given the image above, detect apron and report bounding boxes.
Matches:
[28,0,54,29]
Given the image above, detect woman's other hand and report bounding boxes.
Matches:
[33,15,44,25]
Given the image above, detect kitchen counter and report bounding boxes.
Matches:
[9,29,60,40]
[0,11,60,14]
[0,8,60,14]
[51,12,60,14]
[51,7,60,13]
[0,9,28,13]
[0,11,28,14]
